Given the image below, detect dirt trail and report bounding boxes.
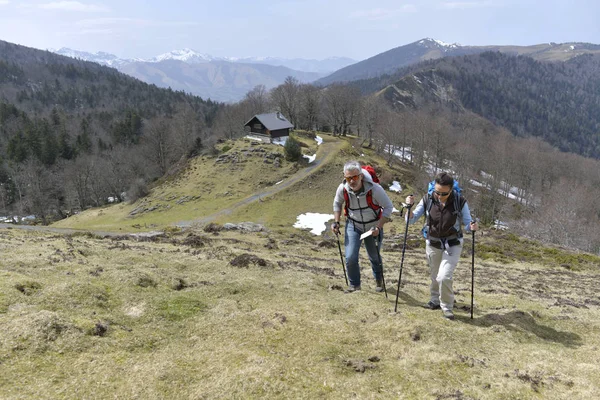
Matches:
[175,139,343,227]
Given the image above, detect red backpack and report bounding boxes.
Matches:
[362,165,380,183]
[343,166,382,221]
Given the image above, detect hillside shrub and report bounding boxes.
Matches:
[284,136,302,161]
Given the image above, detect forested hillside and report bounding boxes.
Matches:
[355,51,600,159]
[0,40,223,222]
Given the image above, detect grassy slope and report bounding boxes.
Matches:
[4,134,600,398]
[0,225,599,399]
[53,135,323,232]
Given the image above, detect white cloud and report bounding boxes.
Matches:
[440,1,494,9]
[0,0,10,5]
[39,1,109,12]
[349,6,417,20]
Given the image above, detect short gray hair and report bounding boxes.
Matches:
[343,160,362,175]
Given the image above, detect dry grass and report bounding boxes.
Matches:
[52,138,304,232]
[1,226,599,399]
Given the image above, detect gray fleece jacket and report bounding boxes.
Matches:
[333,169,394,232]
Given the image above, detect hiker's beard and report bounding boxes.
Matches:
[350,180,362,191]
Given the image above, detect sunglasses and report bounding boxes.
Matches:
[434,190,451,197]
[344,174,361,182]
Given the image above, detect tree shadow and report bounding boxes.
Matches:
[457,310,583,348]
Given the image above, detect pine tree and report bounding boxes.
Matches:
[283,136,302,162]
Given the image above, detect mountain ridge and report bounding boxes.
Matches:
[317,38,600,85]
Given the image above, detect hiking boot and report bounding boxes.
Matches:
[425,301,441,310]
[344,285,361,293]
[375,277,384,293]
[442,310,455,320]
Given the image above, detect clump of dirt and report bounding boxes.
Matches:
[329,284,344,291]
[410,327,422,341]
[274,313,287,324]
[203,223,223,234]
[92,321,109,337]
[513,369,546,392]
[15,281,42,296]
[89,267,104,276]
[265,238,278,250]
[108,241,131,250]
[172,278,189,291]
[230,253,268,268]
[457,354,487,367]
[344,358,377,373]
[317,240,336,248]
[136,275,157,288]
[182,233,208,248]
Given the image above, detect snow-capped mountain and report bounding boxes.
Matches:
[417,38,461,50]
[149,48,217,63]
[52,48,132,68]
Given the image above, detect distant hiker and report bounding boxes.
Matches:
[405,172,478,320]
[331,161,394,293]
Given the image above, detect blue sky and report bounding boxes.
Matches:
[1,0,599,60]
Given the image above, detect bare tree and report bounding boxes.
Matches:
[270,76,300,127]
[64,158,94,211]
[171,103,206,159]
[322,84,361,135]
[361,96,386,148]
[143,118,176,176]
[212,102,252,140]
[244,85,270,116]
[298,84,321,131]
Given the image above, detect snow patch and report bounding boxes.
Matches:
[272,136,288,146]
[389,181,402,193]
[303,153,317,163]
[293,213,334,235]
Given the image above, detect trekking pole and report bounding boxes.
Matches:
[335,232,349,286]
[373,234,388,299]
[470,218,479,319]
[394,202,413,312]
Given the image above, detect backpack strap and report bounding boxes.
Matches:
[343,187,349,216]
[453,193,466,236]
[366,190,383,220]
[343,186,382,223]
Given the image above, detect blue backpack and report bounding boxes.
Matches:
[422,180,466,238]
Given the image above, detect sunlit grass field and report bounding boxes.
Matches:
[1,225,599,399]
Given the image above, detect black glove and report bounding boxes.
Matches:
[332,221,341,234]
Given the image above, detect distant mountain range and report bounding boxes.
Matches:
[52,48,356,102]
[317,38,600,85]
[52,47,356,73]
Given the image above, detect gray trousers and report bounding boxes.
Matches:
[425,240,463,312]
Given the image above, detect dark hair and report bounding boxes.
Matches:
[434,172,454,188]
